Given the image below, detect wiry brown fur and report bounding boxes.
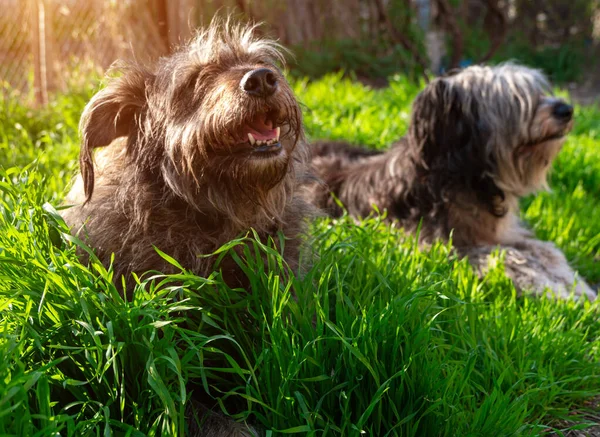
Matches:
[306,64,595,300]
[63,19,315,285]
[63,18,316,436]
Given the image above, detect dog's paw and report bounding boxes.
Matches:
[572,278,597,301]
[461,243,596,301]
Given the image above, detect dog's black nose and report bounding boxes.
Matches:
[240,68,278,97]
[552,102,574,121]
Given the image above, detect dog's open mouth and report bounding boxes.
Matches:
[244,112,282,156]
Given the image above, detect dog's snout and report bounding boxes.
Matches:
[240,68,278,97]
[552,102,574,121]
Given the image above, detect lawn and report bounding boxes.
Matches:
[1,74,600,436]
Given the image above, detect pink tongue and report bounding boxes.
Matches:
[247,126,278,141]
[246,115,278,141]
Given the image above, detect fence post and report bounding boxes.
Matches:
[44,0,55,94]
[30,0,47,105]
[156,0,171,52]
[30,0,54,105]
[415,0,446,74]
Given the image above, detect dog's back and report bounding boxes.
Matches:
[306,139,414,220]
[311,140,383,164]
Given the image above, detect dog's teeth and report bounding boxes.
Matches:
[248,133,256,145]
[275,126,280,141]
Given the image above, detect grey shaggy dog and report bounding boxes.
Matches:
[63,19,316,437]
[306,64,595,300]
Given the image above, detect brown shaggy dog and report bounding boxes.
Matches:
[63,19,315,436]
[63,21,314,285]
[306,64,595,300]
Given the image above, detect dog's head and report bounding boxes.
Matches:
[78,18,305,223]
[409,63,572,216]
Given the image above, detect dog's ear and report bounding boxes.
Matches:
[410,77,504,216]
[79,68,151,202]
[409,78,450,156]
[410,78,490,162]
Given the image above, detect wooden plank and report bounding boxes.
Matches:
[43,0,55,94]
[156,0,170,53]
[30,0,46,105]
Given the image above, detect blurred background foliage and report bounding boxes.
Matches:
[0,0,599,105]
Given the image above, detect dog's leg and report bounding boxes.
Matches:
[515,239,596,300]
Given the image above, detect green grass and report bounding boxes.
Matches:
[1,75,600,436]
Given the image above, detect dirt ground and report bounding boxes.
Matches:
[550,396,600,436]
[567,69,600,107]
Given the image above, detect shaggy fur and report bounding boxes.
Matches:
[63,19,315,436]
[306,64,595,300]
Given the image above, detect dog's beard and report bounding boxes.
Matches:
[159,140,295,229]
[495,115,571,196]
[515,137,564,191]
[204,155,294,228]
[210,149,292,192]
